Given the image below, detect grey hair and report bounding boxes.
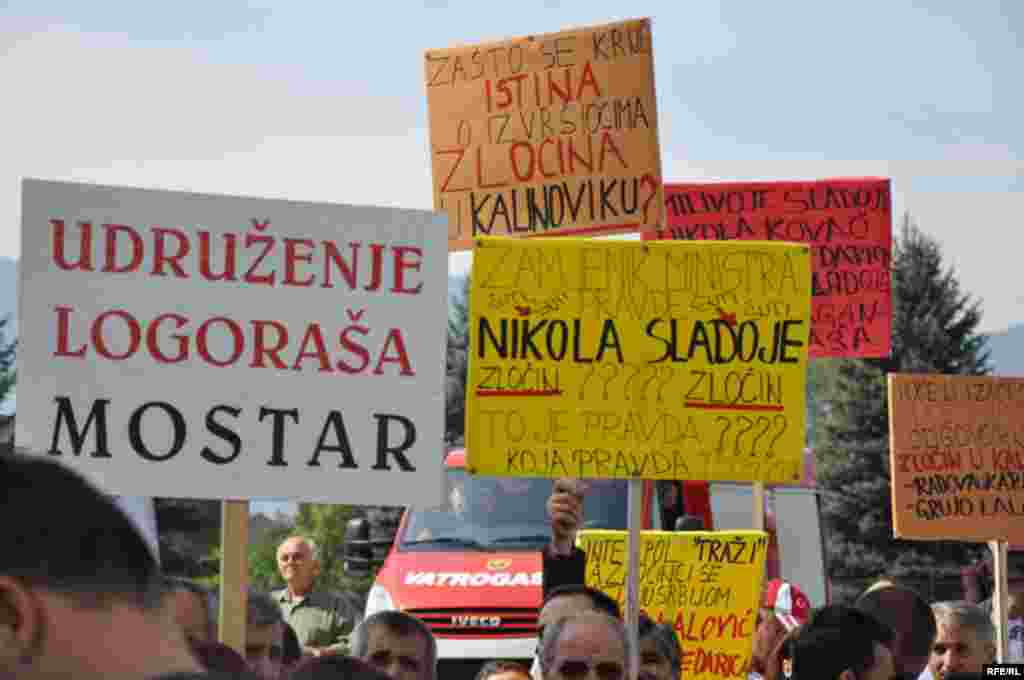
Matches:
[248,589,284,627]
[932,601,995,644]
[352,610,438,680]
[279,535,321,561]
[540,613,634,676]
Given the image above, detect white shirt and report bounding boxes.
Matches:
[1010,617,1024,663]
[918,667,934,680]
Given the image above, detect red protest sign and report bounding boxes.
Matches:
[643,178,892,358]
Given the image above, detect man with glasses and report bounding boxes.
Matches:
[538,612,632,680]
[272,536,360,658]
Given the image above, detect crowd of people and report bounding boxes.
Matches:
[1,452,1019,680]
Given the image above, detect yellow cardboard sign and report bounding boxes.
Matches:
[578,530,768,680]
[465,237,812,483]
[888,373,1024,543]
[425,17,665,250]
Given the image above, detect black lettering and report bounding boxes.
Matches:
[373,413,417,471]
[49,396,112,458]
[129,401,186,462]
[260,406,299,467]
[201,405,242,464]
[308,410,359,468]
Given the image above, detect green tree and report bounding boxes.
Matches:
[293,504,374,607]
[248,522,294,592]
[817,214,991,601]
[446,275,471,446]
[0,316,16,404]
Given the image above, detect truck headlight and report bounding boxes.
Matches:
[364,585,396,618]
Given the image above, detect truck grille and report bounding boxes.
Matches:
[407,607,538,637]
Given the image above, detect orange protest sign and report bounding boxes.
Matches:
[888,374,1024,543]
[647,178,893,358]
[426,18,664,251]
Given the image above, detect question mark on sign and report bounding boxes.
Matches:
[640,173,659,224]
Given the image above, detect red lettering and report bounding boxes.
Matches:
[151,227,190,278]
[577,61,601,99]
[54,306,87,358]
[700,615,716,641]
[198,232,238,282]
[148,313,189,364]
[599,131,627,170]
[322,241,359,290]
[292,323,333,373]
[391,246,423,294]
[250,320,289,369]
[51,220,94,271]
[437,147,470,193]
[338,325,370,374]
[283,238,315,287]
[93,310,141,361]
[365,244,385,292]
[495,74,527,109]
[476,146,508,189]
[373,329,414,376]
[538,138,562,178]
[509,142,535,182]
[197,317,244,367]
[102,224,143,273]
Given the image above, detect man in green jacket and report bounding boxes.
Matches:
[272,535,360,658]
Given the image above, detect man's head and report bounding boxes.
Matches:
[786,605,895,680]
[855,581,936,679]
[539,612,631,680]
[277,536,321,595]
[246,589,285,680]
[533,586,623,680]
[164,577,216,644]
[352,610,437,680]
[0,452,199,680]
[753,579,811,674]
[928,601,995,680]
[539,585,622,632]
[476,660,533,680]
[638,614,681,680]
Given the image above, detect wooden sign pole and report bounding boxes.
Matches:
[990,539,1010,663]
[218,500,250,656]
[626,479,643,680]
[752,482,766,531]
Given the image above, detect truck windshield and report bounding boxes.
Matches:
[400,471,629,552]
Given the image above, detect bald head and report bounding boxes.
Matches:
[277,536,320,596]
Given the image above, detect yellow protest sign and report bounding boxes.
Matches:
[578,530,768,680]
[465,237,812,483]
[425,17,664,250]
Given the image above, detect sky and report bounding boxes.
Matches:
[2,2,1021,514]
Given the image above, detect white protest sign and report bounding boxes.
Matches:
[17,179,447,507]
